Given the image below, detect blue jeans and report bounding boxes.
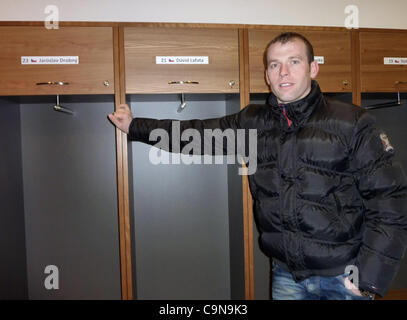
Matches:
[272,263,374,300]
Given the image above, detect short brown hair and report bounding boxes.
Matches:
[264,32,314,65]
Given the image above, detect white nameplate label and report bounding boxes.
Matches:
[156,56,209,65]
[21,56,79,65]
[314,56,325,64]
[384,57,407,65]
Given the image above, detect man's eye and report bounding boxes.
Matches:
[291,60,300,64]
[270,63,278,69]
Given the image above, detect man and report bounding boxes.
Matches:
[109,32,407,300]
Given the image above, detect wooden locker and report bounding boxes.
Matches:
[248,28,352,93]
[124,26,240,93]
[0,26,114,96]
[123,25,245,299]
[360,30,407,92]
[0,24,122,299]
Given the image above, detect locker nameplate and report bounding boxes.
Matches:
[156,56,209,64]
[21,56,79,65]
[384,57,407,65]
[314,56,325,64]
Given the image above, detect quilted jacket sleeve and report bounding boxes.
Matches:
[127,105,258,157]
[350,110,407,297]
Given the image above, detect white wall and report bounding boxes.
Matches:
[0,0,406,29]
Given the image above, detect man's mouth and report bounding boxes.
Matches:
[279,82,294,88]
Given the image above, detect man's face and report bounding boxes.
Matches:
[265,39,319,104]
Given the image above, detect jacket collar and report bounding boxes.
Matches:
[267,80,323,131]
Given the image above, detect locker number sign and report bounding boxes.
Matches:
[384,57,407,65]
[156,56,209,64]
[21,56,79,65]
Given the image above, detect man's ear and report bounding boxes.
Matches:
[310,60,319,79]
[265,69,271,86]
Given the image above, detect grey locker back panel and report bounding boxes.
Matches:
[130,94,242,299]
[19,96,121,299]
[0,98,28,299]
[226,95,245,300]
[362,93,407,289]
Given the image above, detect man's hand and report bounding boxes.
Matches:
[108,104,133,134]
[344,276,363,296]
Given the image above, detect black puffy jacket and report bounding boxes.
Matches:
[129,80,407,297]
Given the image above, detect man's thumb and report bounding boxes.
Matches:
[108,113,120,126]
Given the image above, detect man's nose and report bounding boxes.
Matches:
[279,63,289,78]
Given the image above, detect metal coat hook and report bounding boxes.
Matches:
[54,94,75,115]
[177,93,187,113]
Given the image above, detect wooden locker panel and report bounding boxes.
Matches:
[124,27,239,93]
[0,27,114,95]
[360,31,407,92]
[249,29,352,93]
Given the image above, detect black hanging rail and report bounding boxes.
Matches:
[364,81,406,110]
[364,91,401,110]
